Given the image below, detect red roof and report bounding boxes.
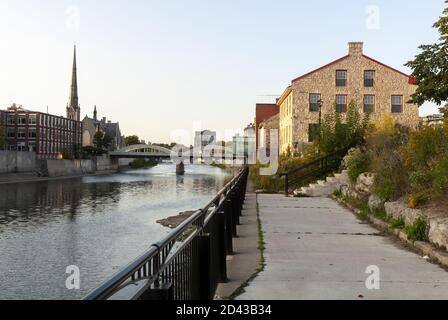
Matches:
[291,54,414,84]
[291,55,350,83]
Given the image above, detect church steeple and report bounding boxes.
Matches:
[93,105,97,121]
[67,45,80,121]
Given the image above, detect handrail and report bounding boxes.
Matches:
[84,167,249,300]
[280,146,352,195]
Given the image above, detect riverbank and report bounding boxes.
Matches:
[0,169,119,185]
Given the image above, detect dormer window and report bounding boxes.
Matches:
[336,70,347,87]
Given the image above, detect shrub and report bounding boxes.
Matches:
[130,158,157,169]
[343,148,372,184]
[367,117,409,201]
[317,100,370,155]
[390,218,405,230]
[402,125,448,202]
[405,218,428,241]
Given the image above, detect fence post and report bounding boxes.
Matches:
[140,283,174,300]
[231,191,240,226]
[224,199,234,254]
[198,234,212,300]
[284,174,289,196]
[218,210,228,283]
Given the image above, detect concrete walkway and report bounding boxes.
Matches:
[215,192,260,299]
[238,194,448,300]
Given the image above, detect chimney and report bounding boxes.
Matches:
[348,42,364,56]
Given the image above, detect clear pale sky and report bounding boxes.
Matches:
[0,0,445,143]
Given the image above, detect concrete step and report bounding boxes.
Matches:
[317,180,327,186]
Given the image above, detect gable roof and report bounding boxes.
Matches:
[291,54,415,84]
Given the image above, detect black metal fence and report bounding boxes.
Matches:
[84,167,249,300]
[280,147,351,195]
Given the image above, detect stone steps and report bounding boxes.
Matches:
[294,170,349,198]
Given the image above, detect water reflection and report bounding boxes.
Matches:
[0,164,230,300]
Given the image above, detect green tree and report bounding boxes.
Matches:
[62,148,74,160]
[125,135,140,146]
[93,131,113,155]
[406,1,448,112]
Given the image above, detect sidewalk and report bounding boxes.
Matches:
[215,184,261,300]
[237,194,448,300]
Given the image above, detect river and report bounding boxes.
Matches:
[0,164,231,300]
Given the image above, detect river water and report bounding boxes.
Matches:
[0,164,231,300]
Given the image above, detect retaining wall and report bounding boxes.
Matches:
[0,151,36,173]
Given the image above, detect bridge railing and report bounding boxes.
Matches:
[84,167,249,300]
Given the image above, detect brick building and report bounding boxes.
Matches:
[278,42,419,155]
[255,103,279,150]
[2,105,82,158]
[1,46,83,158]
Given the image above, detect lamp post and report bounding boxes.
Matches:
[317,99,324,156]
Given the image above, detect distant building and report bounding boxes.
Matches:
[194,130,217,154]
[420,114,445,127]
[82,106,123,151]
[2,104,82,158]
[1,46,83,158]
[255,104,279,151]
[259,114,279,157]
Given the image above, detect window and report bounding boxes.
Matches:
[364,95,375,113]
[391,95,403,113]
[309,94,321,112]
[28,128,37,139]
[7,128,15,138]
[308,124,320,143]
[18,115,26,125]
[29,115,37,125]
[7,116,16,125]
[336,95,347,113]
[336,70,347,87]
[364,71,375,87]
[18,128,26,139]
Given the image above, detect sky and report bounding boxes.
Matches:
[0,0,445,144]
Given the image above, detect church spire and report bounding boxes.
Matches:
[94,105,97,121]
[67,45,80,121]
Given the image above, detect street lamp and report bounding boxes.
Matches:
[317,99,324,156]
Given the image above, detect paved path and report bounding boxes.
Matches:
[215,192,260,300]
[238,194,448,300]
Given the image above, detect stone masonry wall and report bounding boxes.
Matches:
[281,43,419,149]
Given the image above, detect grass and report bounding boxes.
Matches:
[405,218,428,241]
[390,218,405,230]
[230,194,266,300]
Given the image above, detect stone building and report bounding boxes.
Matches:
[66,46,81,122]
[278,42,419,155]
[82,106,123,151]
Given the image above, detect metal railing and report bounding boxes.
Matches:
[280,147,351,195]
[84,167,249,300]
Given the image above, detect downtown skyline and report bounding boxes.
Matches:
[0,0,445,144]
